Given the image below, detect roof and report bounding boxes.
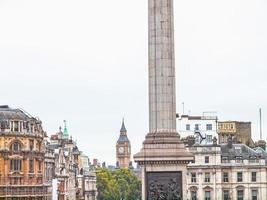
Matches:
[221,143,263,160]
[180,114,217,120]
[120,119,127,132]
[117,135,130,143]
[0,105,33,121]
[73,146,80,155]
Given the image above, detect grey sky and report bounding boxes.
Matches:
[0,0,266,165]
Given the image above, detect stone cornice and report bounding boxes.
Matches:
[137,160,192,165]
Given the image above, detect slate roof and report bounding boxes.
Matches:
[117,119,130,143]
[117,135,130,143]
[73,146,80,155]
[221,143,266,162]
[120,120,127,132]
[0,105,32,121]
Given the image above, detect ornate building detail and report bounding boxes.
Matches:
[48,124,97,200]
[0,105,52,199]
[116,119,131,168]
[187,139,267,200]
[147,172,182,200]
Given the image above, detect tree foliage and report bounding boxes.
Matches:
[96,168,141,200]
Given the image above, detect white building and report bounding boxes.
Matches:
[186,138,267,200]
[177,114,218,144]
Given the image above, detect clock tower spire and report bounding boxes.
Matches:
[116,119,131,168]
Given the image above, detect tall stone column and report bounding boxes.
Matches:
[149,0,176,134]
[134,0,194,199]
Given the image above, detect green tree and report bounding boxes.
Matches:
[96,168,141,200]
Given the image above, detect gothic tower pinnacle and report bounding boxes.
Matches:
[116,119,131,168]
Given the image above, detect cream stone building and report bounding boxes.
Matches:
[187,138,267,200]
[48,125,97,200]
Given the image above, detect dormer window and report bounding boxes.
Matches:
[14,121,19,132]
[222,156,229,163]
[236,156,243,163]
[249,156,258,163]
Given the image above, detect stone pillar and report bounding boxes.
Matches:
[149,0,176,134]
[134,0,194,200]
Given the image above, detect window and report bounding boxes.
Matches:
[195,124,200,130]
[191,173,196,183]
[206,124,212,130]
[10,159,22,171]
[186,124,190,131]
[29,139,34,151]
[251,172,257,182]
[252,190,257,200]
[223,172,229,182]
[222,157,229,163]
[237,190,244,200]
[29,159,34,173]
[0,121,5,131]
[14,121,19,131]
[204,173,210,183]
[38,161,42,172]
[207,135,212,143]
[205,156,209,164]
[205,191,211,200]
[223,190,229,200]
[237,172,243,182]
[191,191,197,200]
[11,142,21,151]
[37,141,41,151]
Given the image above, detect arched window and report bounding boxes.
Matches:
[11,142,21,151]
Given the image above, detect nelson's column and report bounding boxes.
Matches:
[134,0,194,199]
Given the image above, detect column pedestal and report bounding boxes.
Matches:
[134,133,193,200]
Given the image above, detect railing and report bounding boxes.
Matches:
[0,184,51,196]
[0,177,47,186]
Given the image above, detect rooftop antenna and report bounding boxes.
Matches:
[259,108,262,140]
[182,102,185,115]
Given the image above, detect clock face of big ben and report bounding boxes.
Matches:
[118,147,124,154]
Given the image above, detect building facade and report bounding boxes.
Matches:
[218,121,254,147]
[116,120,131,168]
[48,125,97,200]
[187,138,267,200]
[0,105,52,199]
[177,114,218,145]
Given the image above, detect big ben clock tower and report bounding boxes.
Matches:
[116,119,131,168]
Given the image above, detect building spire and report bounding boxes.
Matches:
[120,118,127,133]
[63,120,69,139]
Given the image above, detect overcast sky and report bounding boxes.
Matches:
[0,0,266,165]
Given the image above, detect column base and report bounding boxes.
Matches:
[134,132,194,200]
